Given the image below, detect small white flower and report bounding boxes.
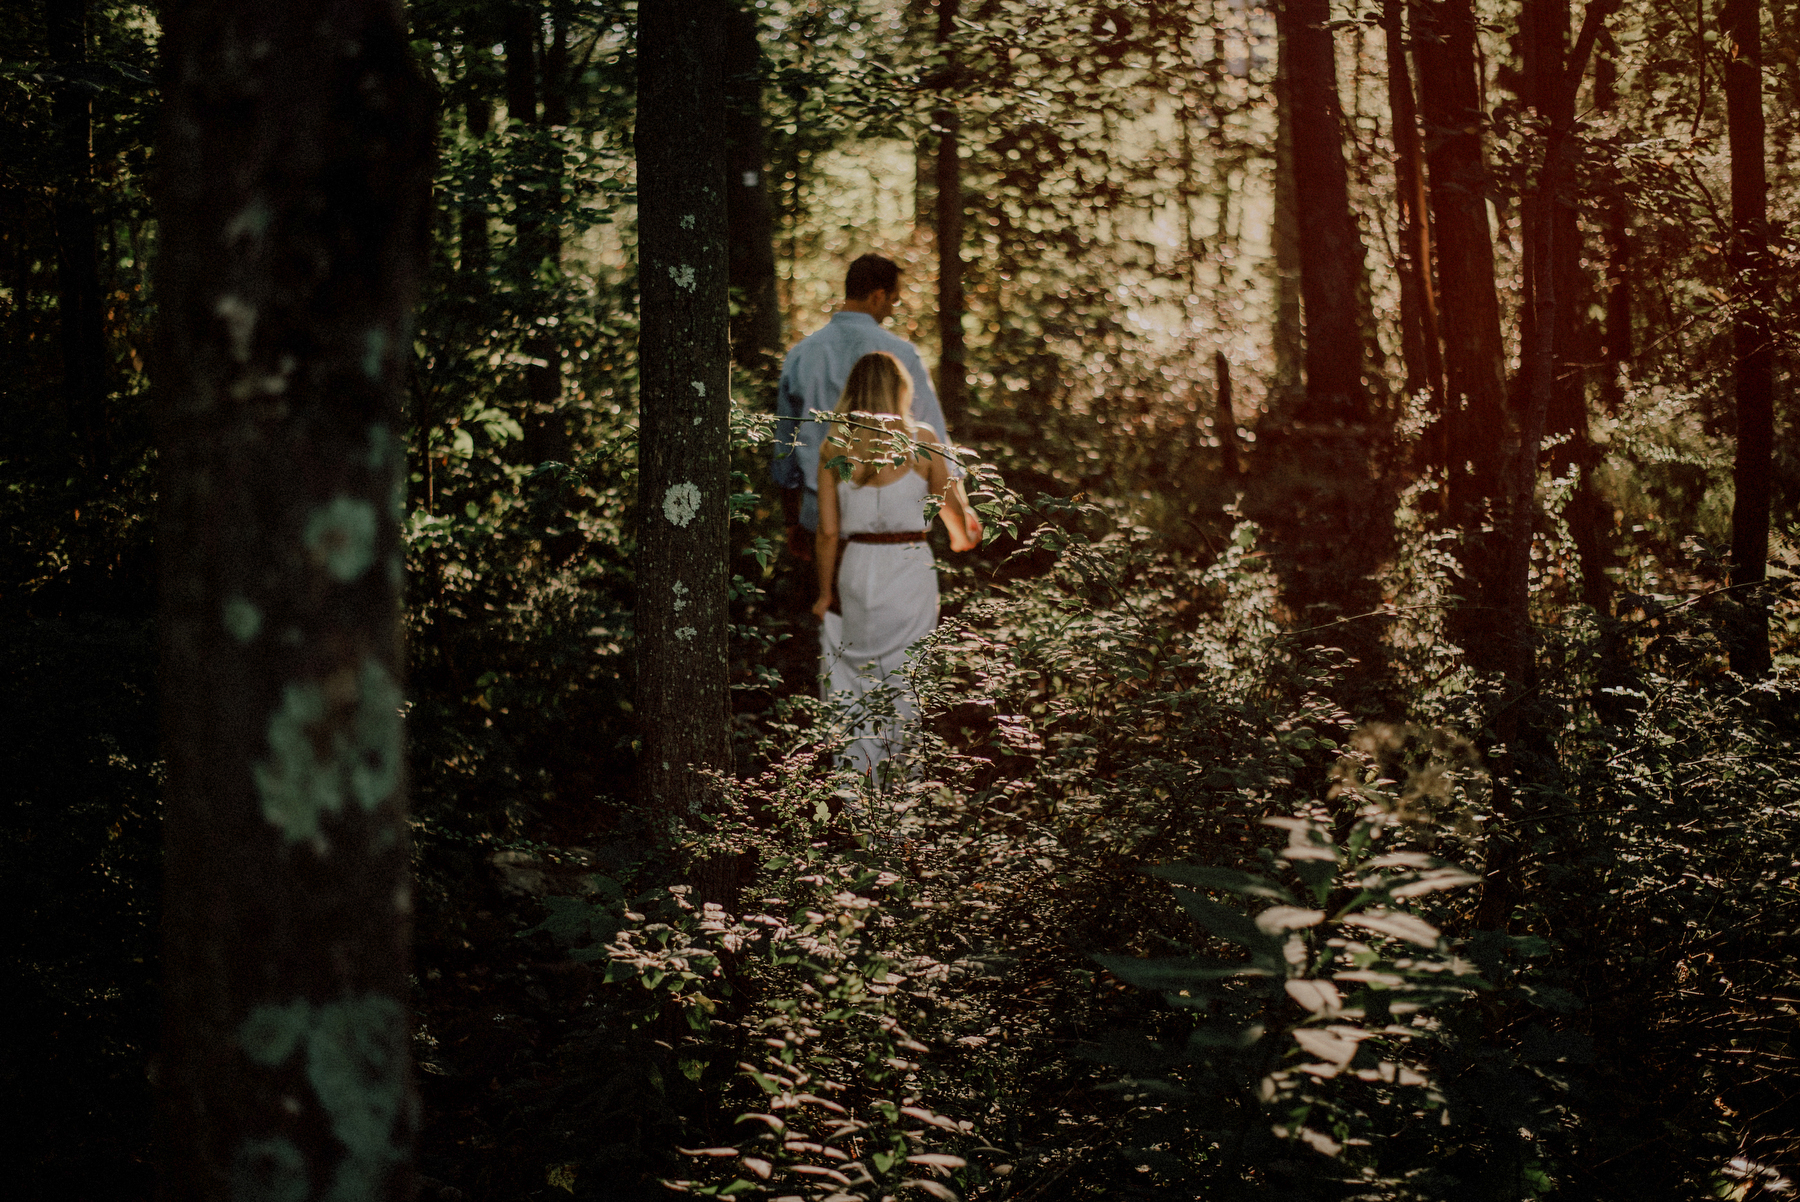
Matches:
[668,264,696,291]
[662,481,701,527]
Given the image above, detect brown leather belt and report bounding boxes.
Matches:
[828,532,928,616]
[845,531,928,544]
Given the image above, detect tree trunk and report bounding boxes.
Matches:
[1271,19,1304,408]
[1413,0,1509,666]
[1383,0,1445,432]
[1215,351,1239,480]
[635,0,734,895]
[154,2,433,1198]
[1723,0,1774,678]
[934,0,968,430]
[460,97,491,280]
[1276,0,1367,423]
[724,2,783,377]
[1595,31,1630,416]
[1524,0,1613,618]
[48,0,108,478]
[1252,1,1392,706]
[504,4,538,127]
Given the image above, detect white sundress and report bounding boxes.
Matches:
[823,469,939,775]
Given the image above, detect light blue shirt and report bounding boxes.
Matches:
[771,312,956,529]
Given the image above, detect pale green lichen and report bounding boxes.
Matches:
[362,328,388,380]
[253,657,404,844]
[224,199,271,245]
[223,595,263,643]
[215,294,257,363]
[237,994,411,1202]
[254,681,337,843]
[662,482,701,528]
[348,658,403,812]
[240,997,314,1066]
[230,1136,308,1202]
[304,497,379,582]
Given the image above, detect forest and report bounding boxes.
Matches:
[2,0,1797,1198]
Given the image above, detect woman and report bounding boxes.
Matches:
[812,351,981,778]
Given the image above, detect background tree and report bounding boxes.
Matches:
[47,0,109,479]
[931,0,968,430]
[1724,0,1775,678]
[634,0,733,895]
[1413,0,1511,671]
[154,1,433,1198]
[725,1,783,377]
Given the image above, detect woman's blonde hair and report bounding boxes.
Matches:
[830,351,926,485]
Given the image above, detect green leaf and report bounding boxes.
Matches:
[1148,864,1295,903]
[1174,889,1275,950]
[1093,952,1272,990]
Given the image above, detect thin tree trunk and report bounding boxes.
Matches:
[1215,351,1239,480]
[1413,0,1509,664]
[460,97,491,279]
[725,2,783,376]
[1271,18,1304,407]
[1276,0,1368,423]
[934,0,968,430]
[1595,32,1630,416]
[1518,0,1613,620]
[1383,0,1444,431]
[48,0,108,478]
[635,0,734,897]
[155,2,433,1198]
[1723,0,1774,678]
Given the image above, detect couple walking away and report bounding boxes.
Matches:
[771,253,981,782]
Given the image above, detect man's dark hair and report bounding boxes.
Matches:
[844,253,901,300]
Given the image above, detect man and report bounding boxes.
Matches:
[770,252,963,674]
[771,252,956,553]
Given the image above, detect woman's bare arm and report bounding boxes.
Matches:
[924,443,981,552]
[814,442,843,619]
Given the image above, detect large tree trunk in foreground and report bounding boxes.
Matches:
[1723,0,1774,679]
[933,0,968,430]
[155,2,433,1198]
[636,0,733,894]
[725,2,783,377]
[48,0,108,477]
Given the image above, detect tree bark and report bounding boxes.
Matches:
[1595,31,1630,416]
[504,3,570,466]
[48,0,108,477]
[1413,0,1509,664]
[1524,0,1614,618]
[1270,18,1304,407]
[933,0,968,430]
[1383,0,1445,431]
[1215,351,1239,480]
[460,97,492,280]
[635,0,734,891]
[1723,0,1774,678]
[1276,0,1368,423]
[154,2,433,1198]
[724,2,783,376]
